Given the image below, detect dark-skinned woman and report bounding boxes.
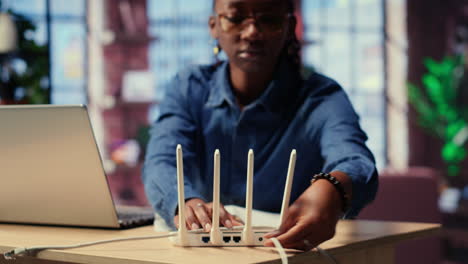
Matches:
[143,0,378,250]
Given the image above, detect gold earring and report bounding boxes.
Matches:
[213,39,221,56]
[213,45,220,56]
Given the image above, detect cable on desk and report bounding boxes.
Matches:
[316,246,339,264]
[269,238,339,264]
[3,233,176,260]
[270,237,288,264]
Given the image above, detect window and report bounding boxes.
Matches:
[147,0,214,120]
[302,0,386,168]
[7,0,87,104]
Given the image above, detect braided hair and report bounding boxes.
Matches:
[284,0,302,72]
[211,0,302,71]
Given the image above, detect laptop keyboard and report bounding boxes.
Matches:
[116,205,155,228]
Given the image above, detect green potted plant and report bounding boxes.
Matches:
[408,55,468,178]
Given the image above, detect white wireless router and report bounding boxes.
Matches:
[170,145,296,247]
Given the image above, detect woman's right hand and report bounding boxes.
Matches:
[174,198,243,231]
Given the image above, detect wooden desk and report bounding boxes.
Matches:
[0,220,440,264]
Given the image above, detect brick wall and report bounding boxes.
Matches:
[100,0,151,206]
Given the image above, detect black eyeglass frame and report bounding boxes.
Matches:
[213,12,293,34]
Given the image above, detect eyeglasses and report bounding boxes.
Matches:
[215,12,292,35]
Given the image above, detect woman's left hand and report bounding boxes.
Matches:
[263,178,345,250]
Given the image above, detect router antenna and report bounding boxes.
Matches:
[278,149,296,228]
[210,149,222,245]
[242,149,254,244]
[176,144,188,245]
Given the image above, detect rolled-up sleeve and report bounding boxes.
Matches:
[318,91,379,218]
[142,73,206,228]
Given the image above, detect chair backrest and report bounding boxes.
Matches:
[358,166,442,264]
[359,167,441,223]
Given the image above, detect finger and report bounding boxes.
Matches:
[264,222,310,248]
[268,236,315,250]
[264,222,292,239]
[174,215,179,229]
[280,203,301,229]
[174,209,198,230]
[184,205,201,230]
[276,216,337,249]
[218,205,233,228]
[204,203,235,228]
[277,238,316,251]
[264,219,293,239]
[192,203,212,232]
[263,229,282,239]
[204,203,213,218]
[228,214,244,226]
[302,238,316,251]
[276,223,309,245]
[264,206,299,238]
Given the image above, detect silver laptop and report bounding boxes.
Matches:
[0,105,154,229]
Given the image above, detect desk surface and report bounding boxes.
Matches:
[0,220,440,264]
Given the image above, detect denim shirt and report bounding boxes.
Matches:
[142,60,378,228]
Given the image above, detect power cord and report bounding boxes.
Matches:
[270,237,288,264]
[316,246,339,264]
[269,238,339,264]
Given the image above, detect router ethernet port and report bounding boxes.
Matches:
[201,236,210,243]
[223,236,231,243]
[233,236,241,243]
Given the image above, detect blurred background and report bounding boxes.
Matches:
[0,0,467,263]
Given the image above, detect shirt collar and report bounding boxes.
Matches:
[205,61,236,108]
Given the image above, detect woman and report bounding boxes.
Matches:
[143,0,378,250]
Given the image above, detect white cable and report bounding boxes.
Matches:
[270,237,288,264]
[3,233,176,260]
[316,246,339,264]
[268,238,339,264]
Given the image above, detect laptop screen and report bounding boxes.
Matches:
[0,105,122,228]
